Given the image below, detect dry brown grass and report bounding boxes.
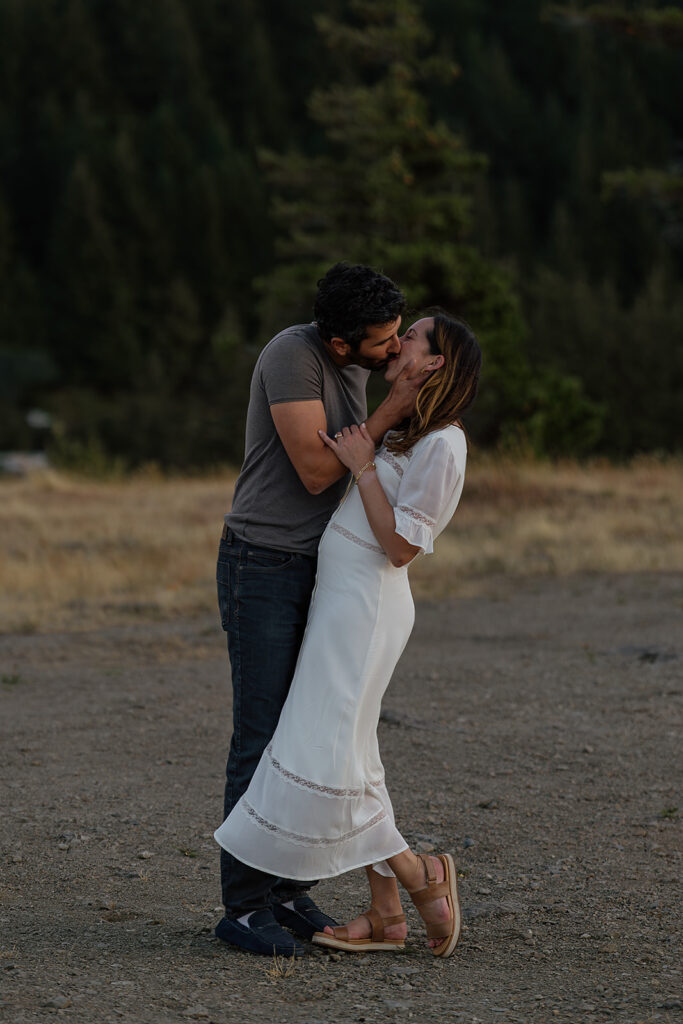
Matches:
[1,457,682,633]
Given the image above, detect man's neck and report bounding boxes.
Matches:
[315,324,351,368]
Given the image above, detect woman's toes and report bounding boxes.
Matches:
[323,925,335,935]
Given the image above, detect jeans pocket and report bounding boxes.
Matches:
[216,559,231,630]
[245,548,295,571]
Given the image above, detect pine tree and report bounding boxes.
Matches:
[257,0,600,451]
[544,3,683,212]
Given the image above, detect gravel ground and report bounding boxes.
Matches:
[1,573,681,1024]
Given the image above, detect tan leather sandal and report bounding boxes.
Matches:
[409,852,461,958]
[312,906,406,952]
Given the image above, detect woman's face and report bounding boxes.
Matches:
[384,317,436,383]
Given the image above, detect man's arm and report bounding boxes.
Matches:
[270,400,345,495]
[270,364,423,495]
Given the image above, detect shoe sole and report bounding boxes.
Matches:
[215,923,304,957]
[312,932,405,952]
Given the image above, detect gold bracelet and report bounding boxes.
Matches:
[354,460,376,483]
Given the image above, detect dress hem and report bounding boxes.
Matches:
[214,832,410,882]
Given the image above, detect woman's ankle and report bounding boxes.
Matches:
[371,898,404,919]
[404,852,429,893]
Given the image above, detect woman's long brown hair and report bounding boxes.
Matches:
[385,314,482,456]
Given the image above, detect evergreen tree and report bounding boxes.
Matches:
[258,0,601,452]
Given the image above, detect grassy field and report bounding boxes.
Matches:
[1,457,682,633]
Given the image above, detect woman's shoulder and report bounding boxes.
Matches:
[413,424,467,458]
[381,425,467,469]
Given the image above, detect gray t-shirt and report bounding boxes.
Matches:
[225,323,369,555]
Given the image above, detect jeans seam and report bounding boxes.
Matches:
[224,558,242,813]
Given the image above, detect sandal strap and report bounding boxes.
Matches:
[381,913,407,927]
[426,918,453,939]
[333,907,407,944]
[420,853,437,883]
[363,906,384,942]
[410,879,451,907]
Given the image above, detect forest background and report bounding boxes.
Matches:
[1,0,682,471]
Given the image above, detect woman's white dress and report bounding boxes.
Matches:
[214,425,467,880]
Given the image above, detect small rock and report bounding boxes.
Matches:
[44,996,72,1009]
[328,953,341,962]
[57,842,69,851]
[138,850,154,859]
[478,799,498,809]
[379,710,404,727]
[182,1007,209,1019]
[415,840,435,853]
[463,837,475,849]
[11,854,23,864]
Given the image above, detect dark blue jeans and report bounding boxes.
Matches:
[216,526,319,916]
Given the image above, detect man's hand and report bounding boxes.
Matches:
[363,358,426,446]
[383,359,424,420]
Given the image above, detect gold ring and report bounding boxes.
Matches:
[335,432,343,438]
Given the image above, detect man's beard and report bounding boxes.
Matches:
[356,353,399,372]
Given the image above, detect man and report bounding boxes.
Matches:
[215,262,420,955]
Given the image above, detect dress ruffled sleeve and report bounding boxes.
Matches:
[392,435,460,556]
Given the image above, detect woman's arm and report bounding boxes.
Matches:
[319,423,421,568]
[355,470,421,567]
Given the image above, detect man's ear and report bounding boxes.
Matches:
[329,335,350,357]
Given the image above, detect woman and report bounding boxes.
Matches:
[215,313,481,956]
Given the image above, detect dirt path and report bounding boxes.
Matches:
[1,573,681,1024]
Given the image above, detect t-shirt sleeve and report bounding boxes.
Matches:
[259,335,324,405]
[393,435,460,556]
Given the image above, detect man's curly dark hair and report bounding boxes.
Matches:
[313,262,405,351]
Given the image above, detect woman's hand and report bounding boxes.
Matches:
[318,423,376,476]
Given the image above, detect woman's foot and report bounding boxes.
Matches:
[322,909,407,944]
[407,853,458,952]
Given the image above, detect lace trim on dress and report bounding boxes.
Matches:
[396,505,435,528]
[242,799,388,847]
[376,449,404,478]
[330,522,384,555]
[267,744,384,797]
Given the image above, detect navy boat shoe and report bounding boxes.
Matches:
[272,896,339,941]
[215,909,306,956]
